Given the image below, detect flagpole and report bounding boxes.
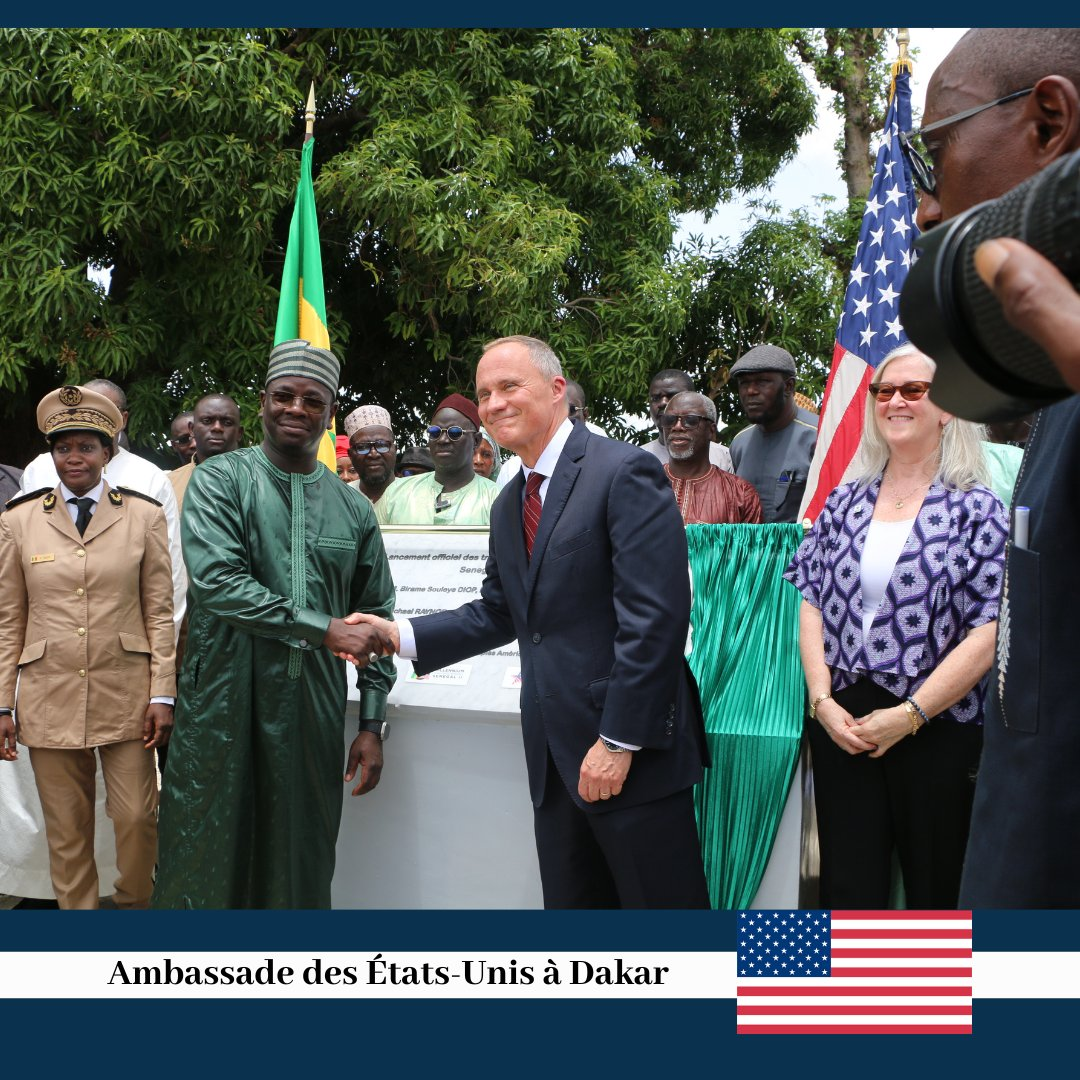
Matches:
[798,30,921,525]
[274,79,339,469]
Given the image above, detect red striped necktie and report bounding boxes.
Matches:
[523,471,544,559]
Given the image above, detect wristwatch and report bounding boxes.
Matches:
[359,719,390,742]
[600,737,628,753]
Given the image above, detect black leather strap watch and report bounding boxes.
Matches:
[358,719,390,742]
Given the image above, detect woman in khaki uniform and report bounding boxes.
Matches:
[0,386,175,909]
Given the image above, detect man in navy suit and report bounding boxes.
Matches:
[354,335,710,908]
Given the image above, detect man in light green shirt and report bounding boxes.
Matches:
[377,393,496,525]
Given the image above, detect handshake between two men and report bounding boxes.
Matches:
[323,611,400,667]
[319,610,633,805]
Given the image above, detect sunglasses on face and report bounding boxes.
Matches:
[170,433,193,446]
[426,425,475,442]
[268,390,330,413]
[868,380,933,402]
[351,442,392,455]
[658,413,711,430]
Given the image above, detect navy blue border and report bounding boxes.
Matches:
[0,10,1013,28]
[6,13,1079,1073]
[2,908,1078,1076]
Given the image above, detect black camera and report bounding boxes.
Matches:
[900,147,1080,421]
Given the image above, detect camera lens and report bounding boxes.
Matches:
[900,147,1080,421]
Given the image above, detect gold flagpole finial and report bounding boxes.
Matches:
[890,28,913,95]
[304,82,316,142]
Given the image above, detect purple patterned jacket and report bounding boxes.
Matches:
[784,476,1008,724]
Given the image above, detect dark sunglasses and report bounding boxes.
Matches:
[868,380,933,402]
[426,424,475,442]
[351,442,392,455]
[170,433,193,446]
[268,390,330,413]
[899,87,1033,196]
[658,413,712,429]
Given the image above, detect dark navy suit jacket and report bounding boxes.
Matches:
[960,396,1080,907]
[413,422,709,812]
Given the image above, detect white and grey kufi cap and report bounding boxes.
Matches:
[343,404,393,438]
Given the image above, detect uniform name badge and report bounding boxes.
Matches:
[30,554,55,564]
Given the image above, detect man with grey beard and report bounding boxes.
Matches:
[661,391,762,525]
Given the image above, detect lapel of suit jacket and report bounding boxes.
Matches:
[44,486,83,545]
[524,423,587,601]
[498,470,530,585]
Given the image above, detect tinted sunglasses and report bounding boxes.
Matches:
[426,424,475,441]
[351,442,392,455]
[658,413,712,429]
[868,380,933,402]
[267,390,330,413]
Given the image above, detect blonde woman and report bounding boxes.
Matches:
[785,345,1007,908]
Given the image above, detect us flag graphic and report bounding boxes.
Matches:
[736,910,972,1034]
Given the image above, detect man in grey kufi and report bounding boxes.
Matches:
[153,338,396,909]
[727,344,818,523]
[264,338,341,396]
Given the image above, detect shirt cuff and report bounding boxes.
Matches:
[398,618,418,660]
[289,607,332,649]
[356,688,388,722]
[149,697,175,707]
[601,735,641,751]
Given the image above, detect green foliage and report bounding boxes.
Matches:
[675,199,862,435]
[0,27,816,460]
[783,28,895,136]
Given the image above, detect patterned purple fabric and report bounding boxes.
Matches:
[785,476,1008,724]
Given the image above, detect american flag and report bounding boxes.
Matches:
[736,909,973,1034]
[800,67,920,523]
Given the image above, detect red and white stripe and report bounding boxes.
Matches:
[737,911,973,1035]
[798,344,874,525]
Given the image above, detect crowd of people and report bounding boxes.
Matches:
[0,28,1077,910]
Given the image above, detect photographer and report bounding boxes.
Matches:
[910,28,1080,907]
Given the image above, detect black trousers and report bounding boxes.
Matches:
[532,752,711,910]
[807,678,982,909]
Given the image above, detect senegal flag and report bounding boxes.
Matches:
[275,136,337,471]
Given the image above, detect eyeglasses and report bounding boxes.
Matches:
[658,413,712,430]
[435,493,452,513]
[899,88,1033,196]
[170,433,193,446]
[268,390,331,414]
[868,380,933,402]
[426,425,475,442]
[350,441,392,456]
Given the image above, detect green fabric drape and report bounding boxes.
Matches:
[686,523,804,909]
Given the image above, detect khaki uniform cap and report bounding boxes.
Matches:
[36,385,123,440]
